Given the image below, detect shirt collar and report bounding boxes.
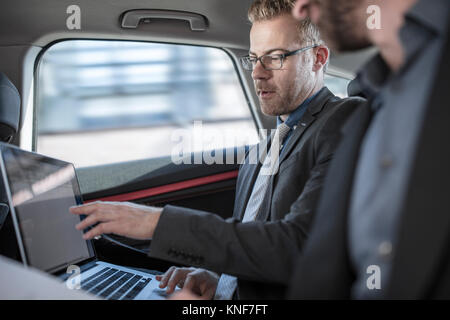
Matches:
[397,0,448,74]
[406,0,449,36]
[277,87,324,128]
[355,54,390,101]
[355,0,449,101]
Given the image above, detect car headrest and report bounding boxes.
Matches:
[0,73,20,142]
[347,78,367,99]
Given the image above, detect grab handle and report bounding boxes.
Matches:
[121,10,208,31]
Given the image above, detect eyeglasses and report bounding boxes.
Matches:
[240,44,319,71]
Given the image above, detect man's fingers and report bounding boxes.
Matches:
[158,266,176,288]
[166,269,189,294]
[71,201,160,240]
[70,202,106,215]
[158,268,205,296]
[71,201,122,217]
[184,273,206,297]
[75,210,115,231]
[82,221,117,239]
[75,213,99,231]
[75,203,122,231]
[184,270,218,298]
[183,274,196,291]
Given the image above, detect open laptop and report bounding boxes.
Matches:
[0,142,168,300]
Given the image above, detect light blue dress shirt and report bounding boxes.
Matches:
[348,0,449,299]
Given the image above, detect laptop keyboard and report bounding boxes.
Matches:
[81,267,152,300]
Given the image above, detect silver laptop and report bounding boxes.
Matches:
[0,142,167,300]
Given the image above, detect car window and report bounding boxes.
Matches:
[324,74,350,98]
[35,40,259,168]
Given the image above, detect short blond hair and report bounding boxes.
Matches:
[248,0,323,47]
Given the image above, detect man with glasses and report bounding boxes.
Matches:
[70,0,364,299]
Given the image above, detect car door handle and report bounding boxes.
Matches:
[121,9,208,31]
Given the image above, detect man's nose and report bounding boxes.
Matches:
[252,60,271,80]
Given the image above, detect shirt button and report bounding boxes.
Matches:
[378,241,393,258]
[380,154,394,169]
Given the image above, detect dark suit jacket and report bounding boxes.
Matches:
[288,25,450,300]
[149,87,365,299]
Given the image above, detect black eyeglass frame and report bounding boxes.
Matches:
[240,44,320,71]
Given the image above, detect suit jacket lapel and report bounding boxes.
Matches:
[234,137,270,220]
[257,89,334,222]
[238,88,335,222]
[278,88,334,164]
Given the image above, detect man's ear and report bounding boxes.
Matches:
[292,0,311,20]
[293,0,321,24]
[312,45,329,72]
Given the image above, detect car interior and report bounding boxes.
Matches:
[0,0,378,293]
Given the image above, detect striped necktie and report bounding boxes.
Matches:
[214,122,291,300]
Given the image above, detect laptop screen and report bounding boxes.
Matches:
[0,144,94,273]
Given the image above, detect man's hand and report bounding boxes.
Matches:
[156,266,219,300]
[169,288,205,300]
[70,201,162,240]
